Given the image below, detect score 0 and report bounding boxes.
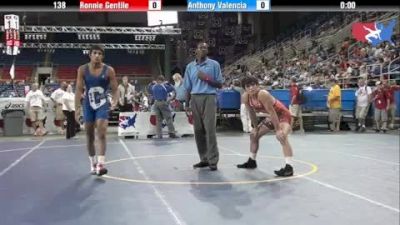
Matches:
[149,0,162,10]
[256,0,270,11]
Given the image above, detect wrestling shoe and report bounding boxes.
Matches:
[237,158,257,169]
[274,164,294,177]
[193,161,209,168]
[96,163,108,176]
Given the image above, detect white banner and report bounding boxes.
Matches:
[9,63,15,80]
[118,111,194,138]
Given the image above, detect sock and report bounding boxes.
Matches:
[285,157,292,165]
[250,153,257,160]
[97,155,105,165]
[89,156,96,166]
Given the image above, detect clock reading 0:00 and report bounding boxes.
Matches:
[54,1,66,9]
[340,1,356,9]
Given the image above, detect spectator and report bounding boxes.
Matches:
[141,92,149,111]
[132,92,142,112]
[355,78,372,132]
[146,80,157,107]
[118,76,135,112]
[384,80,400,129]
[327,78,341,132]
[231,79,251,133]
[172,73,186,111]
[25,83,47,136]
[149,75,178,139]
[50,82,67,135]
[62,84,76,139]
[289,77,304,132]
[372,81,389,133]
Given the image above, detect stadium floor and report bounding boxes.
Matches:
[0,131,399,225]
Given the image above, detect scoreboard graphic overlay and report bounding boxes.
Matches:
[0,0,397,11]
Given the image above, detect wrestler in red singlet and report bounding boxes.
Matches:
[236,76,294,177]
[248,94,292,127]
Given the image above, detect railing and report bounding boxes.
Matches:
[337,75,359,88]
[366,12,379,21]
[388,56,400,73]
[388,56,400,81]
[347,42,358,60]
[266,40,276,50]
[388,71,400,79]
[234,14,336,68]
[366,63,383,78]
[323,53,340,65]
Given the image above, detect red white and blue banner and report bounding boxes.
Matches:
[118,112,194,137]
[352,19,396,47]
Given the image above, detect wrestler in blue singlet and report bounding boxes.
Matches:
[82,63,110,123]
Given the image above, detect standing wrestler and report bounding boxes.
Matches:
[237,76,294,177]
[75,45,119,176]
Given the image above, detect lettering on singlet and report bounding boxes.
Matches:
[88,86,107,110]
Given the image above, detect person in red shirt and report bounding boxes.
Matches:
[236,76,294,177]
[289,77,304,132]
[383,80,400,129]
[372,81,389,133]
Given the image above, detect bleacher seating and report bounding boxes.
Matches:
[51,49,152,79]
[178,13,253,67]
[0,84,26,97]
[0,49,46,66]
[55,65,151,81]
[106,51,150,66]
[51,49,87,65]
[2,65,34,81]
[222,12,398,89]
[114,65,151,76]
[56,66,78,81]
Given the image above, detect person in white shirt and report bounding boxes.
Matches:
[359,65,368,80]
[346,64,353,75]
[62,84,76,139]
[142,92,149,111]
[50,82,67,134]
[25,83,47,136]
[355,78,372,132]
[172,73,186,111]
[231,79,252,133]
[118,76,135,112]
